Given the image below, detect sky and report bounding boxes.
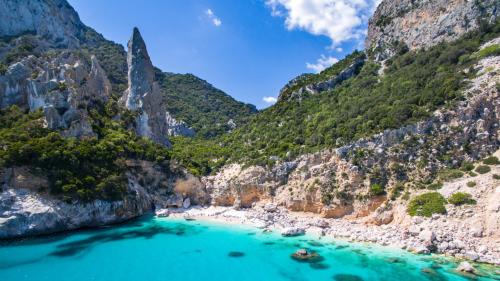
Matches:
[68,0,380,109]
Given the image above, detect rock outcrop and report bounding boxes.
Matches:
[0,0,87,48]
[278,55,365,102]
[0,50,113,137]
[366,0,499,60]
[121,28,172,146]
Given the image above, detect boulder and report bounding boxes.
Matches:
[182,198,191,209]
[281,227,305,237]
[456,261,475,273]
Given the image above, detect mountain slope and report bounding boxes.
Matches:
[158,72,257,138]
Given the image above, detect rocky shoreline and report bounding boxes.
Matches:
[161,203,500,266]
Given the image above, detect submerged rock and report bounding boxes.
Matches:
[333,274,364,281]
[228,251,245,258]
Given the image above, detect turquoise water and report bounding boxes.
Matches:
[0,217,498,281]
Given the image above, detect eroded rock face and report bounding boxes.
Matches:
[366,0,499,60]
[0,160,207,238]
[0,51,112,138]
[121,28,173,146]
[0,0,86,48]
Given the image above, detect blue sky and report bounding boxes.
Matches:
[68,0,379,109]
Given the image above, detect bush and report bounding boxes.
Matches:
[493,174,500,180]
[0,63,7,75]
[427,182,443,190]
[370,183,385,196]
[448,192,476,206]
[466,181,476,187]
[460,161,474,171]
[438,169,464,181]
[483,156,500,165]
[476,44,500,58]
[475,165,491,174]
[407,192,447,217]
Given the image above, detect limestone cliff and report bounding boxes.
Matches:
[0,0,86,48]
[121,28,190,146]
[366,0,499,60]
[0,51,112,138]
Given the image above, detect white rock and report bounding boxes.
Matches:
[281,227,305,237]
[155,209,169,217]
[456,261,475,273]
[182,198,191,209]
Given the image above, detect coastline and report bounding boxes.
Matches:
[161,204,500,266]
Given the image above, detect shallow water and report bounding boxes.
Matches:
[0,216,498,281]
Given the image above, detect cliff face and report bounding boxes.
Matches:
[121,28,188,146]
[0,51,111,138]
[0,0,86,48]
[366,0,499,60]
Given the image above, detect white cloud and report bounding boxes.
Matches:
[263,96,278,104]
[206,9,222,27]
[265,0,381,47]
[335,47,343,52]
[306,55,339,73]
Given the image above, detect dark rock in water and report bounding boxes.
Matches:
[386,257,405,264]
[333,274,364,281]
[291,249,324,263]
[228,251,245,258]
[184,217,196,221]
[309,262,329,270]
[335,245,348,250]
[422,267,449,281]
[263,241,275,246]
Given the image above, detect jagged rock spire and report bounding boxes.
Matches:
[123,27,171,147]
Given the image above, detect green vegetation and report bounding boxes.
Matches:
[279,51,365,100]
[0,105,170,201]
[437,169,464,181]
[158,73,257,138]
[475,165,491,174]
[466,181,477,187]
[474,44,500,59]
[448,192,476,206]
[407,192,447,217]
[493,174,500,180]
[427,182,443,190]
[174,21,500,172]
[460,161,475,171]
[483,156,500,165]
[369,183,385,196]
[0,62,6,75]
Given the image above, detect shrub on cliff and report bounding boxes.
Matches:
[437,169,464,181]
[407,192,447,217]
[475,165,491,174]
[448,192,476,206]
[483,156,500,165]
[369,183,385,196]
